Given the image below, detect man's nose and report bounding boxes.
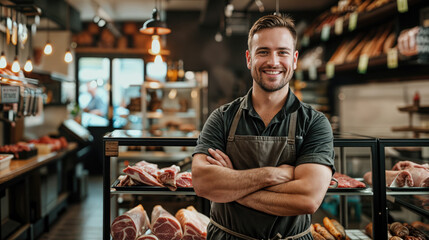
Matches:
[267,53,279,66]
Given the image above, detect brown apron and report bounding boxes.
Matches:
[207,99,312,240]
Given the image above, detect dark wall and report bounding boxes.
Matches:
[166,11,252,112]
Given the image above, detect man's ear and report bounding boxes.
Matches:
[293,50,299,70]
[246,50,251,70]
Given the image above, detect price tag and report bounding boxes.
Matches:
[321,24,331,41]
[295,69,304,81]
[301,35,310,47]
[358,54,369,74]
[309,65,318,80]
[326,62,335,79]
[335,18,343,35]
[349,12,358,32]
[1,85,20,103]
[387,48,398,69]
[397,0,408,13]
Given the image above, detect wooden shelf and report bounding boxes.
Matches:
[397,105,429,114]
[391,126,429,133]
[305,0,425,46]
[75,47,170,56]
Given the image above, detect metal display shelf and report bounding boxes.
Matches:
[103,130,199,240]
[387,195,429,219]
[332,134,382,238]
[0,73,39,85]
[103,131,429,240]
[379,138,429,240]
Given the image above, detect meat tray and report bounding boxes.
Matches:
[111,179,194,193]
[387,187,429,192]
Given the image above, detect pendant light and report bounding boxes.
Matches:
[139,0,171,35]
[64,49,72,63]
[43,20,52,55]
[0,6,7,69]
[140,0,171,56]
[11,10,20,73]
[24,24,33,72]
[63,6,73,64]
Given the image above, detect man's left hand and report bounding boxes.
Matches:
[206,148,234,169]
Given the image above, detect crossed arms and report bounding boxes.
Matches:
[192,148,332,216]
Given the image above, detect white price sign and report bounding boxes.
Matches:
[1,86,20,103]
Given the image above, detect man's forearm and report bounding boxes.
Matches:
[237,164,332,216]
[192,154,293,203]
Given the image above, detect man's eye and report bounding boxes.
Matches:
[279,51,289,55]
[257,51,268,55]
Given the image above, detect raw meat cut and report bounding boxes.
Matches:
[111,204,150,240]
[135,160,160,178]
[151,205,183,240]
[175,206,209,240]
[123,165,163,187]
[158,165,180,190]
[364,161,429,187]
[176,172,193,188]
[136,233,159,240]
[332,172,366,188]
[117,175,133,187]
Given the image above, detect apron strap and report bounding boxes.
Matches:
[287,111,297,145]
[210,218,311,240]
[228,99,246,142]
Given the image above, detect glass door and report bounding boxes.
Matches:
[78,57,110,127]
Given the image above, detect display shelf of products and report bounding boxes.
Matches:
[103,130,388,240]
[303,0,425,47]
[392,104,429,137]
[387,195,429,218]
[103,130,199,240]
[378,138,429,240]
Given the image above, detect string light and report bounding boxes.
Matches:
[149,35,161,55]
[11,56,20,73]
[0,52,7,69]
[44,41,52,55]
[154,55,163,64]
[24,57,33,72]
[64,49,73,63]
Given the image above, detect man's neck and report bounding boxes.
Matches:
[251,84,289,126]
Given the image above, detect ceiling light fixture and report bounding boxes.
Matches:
[0,6,6,69]
[24,24,33,72]
[43,20,52,55]
[140,0,171,35]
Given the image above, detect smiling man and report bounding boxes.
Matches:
[192,14,335,240]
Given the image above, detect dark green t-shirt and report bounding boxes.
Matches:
[194,88,335,171]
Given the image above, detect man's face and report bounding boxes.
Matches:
[246,27,298,92]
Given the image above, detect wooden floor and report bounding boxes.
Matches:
[37,175,103,240]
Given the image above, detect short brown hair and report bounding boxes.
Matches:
[248,14,297,51]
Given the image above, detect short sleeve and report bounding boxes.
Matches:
[296,113,335,174]
[193,108,227,156]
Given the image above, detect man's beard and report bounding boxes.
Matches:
[253,70,293,92]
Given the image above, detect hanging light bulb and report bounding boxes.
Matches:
[0,52,7,69]
[150,35,161,55]
[64,49,73,63]
[24,57,33,72]
[154,54,163,64]
[11,56,20,73]
[44,41,52,55]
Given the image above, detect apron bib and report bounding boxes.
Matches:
[208,100,311,240]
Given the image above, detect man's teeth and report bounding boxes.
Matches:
[265,71,281,74]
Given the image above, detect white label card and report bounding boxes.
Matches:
[387,48,398,69]
[1,85,20,103]
[335,18,343,35]
[358,54,369,74]
[321,24,331,41]
[349,12,358,32]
